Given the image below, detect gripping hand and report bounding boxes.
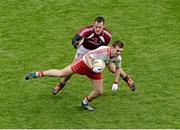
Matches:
[92,67,103,73]
[112,82,118,92]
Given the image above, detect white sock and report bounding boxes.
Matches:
[83,98,89,105]
[35,72,39,77]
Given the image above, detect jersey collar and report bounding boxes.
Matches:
[109,47,114,58]
[93,30,104,36]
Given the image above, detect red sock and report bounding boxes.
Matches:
[37,70,44,77]
[123,74,134,86]
[83,96,92,105]
[86,96,92,102]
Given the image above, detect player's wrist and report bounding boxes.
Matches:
[90,67,93,70]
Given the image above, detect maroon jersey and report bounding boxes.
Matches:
[77,25,112,50]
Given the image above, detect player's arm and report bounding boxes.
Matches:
[84,52,93,69]
[114,67,121,83]
[71,34,83,49]
[104,29,112,46]
[105,36,111,46]
[112,67,121,92]
[112,57,122,92]
[114,56,122,82]
[85,51,103,73]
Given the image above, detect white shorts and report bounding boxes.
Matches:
[75,45,91,60]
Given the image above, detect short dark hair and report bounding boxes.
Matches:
[112,40,124,48]
[94,16,105,24]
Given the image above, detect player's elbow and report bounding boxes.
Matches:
[71,35,82,49]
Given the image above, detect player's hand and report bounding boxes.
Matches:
[112,83,118,92]
[92,67,103,73]
[72,38,84,49]
[72,41,78,49]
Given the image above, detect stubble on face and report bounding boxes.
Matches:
[93,21,104,35]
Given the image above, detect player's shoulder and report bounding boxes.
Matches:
[98,46,109,50]
[79,24,93,32]
[93,46,109,53]
[117,55,122,61]
[103,27,112,38]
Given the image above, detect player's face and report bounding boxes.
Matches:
[93,21,104,35]
[112,46,123,57]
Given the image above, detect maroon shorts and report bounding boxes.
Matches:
[71,59,103,80]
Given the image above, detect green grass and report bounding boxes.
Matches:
[0,0,180,128]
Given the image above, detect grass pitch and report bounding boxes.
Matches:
[0,0,180,128]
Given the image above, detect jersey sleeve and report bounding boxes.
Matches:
[105,36,111,46]
[103,29,112,46]
[89,47,108,59]
[71,34,83,49]
[76,25,93,38]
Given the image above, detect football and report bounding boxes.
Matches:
[92,59,105,70]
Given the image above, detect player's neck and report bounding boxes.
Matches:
[109,47,114,58]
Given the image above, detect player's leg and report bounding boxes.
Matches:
[51,74,73,95]
[82,79,103,112]
[120,68,136,91]
[52,51,84,95]
[107,64,136,91]
[60,55,80,83]
[25,65,73,80]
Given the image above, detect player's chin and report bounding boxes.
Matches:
[95,32,101,35]
[114,54,119,57]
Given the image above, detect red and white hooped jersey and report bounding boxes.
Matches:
[77,25,112,50]
[83,46,122,68]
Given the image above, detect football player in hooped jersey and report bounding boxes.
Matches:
[25,40,126,111]
[52,16,136,94]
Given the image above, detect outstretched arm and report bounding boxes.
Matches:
[112,67,121,92]
[84,53,103,73]
[114,68,121,83]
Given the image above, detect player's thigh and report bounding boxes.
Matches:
[60,65,74,76]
